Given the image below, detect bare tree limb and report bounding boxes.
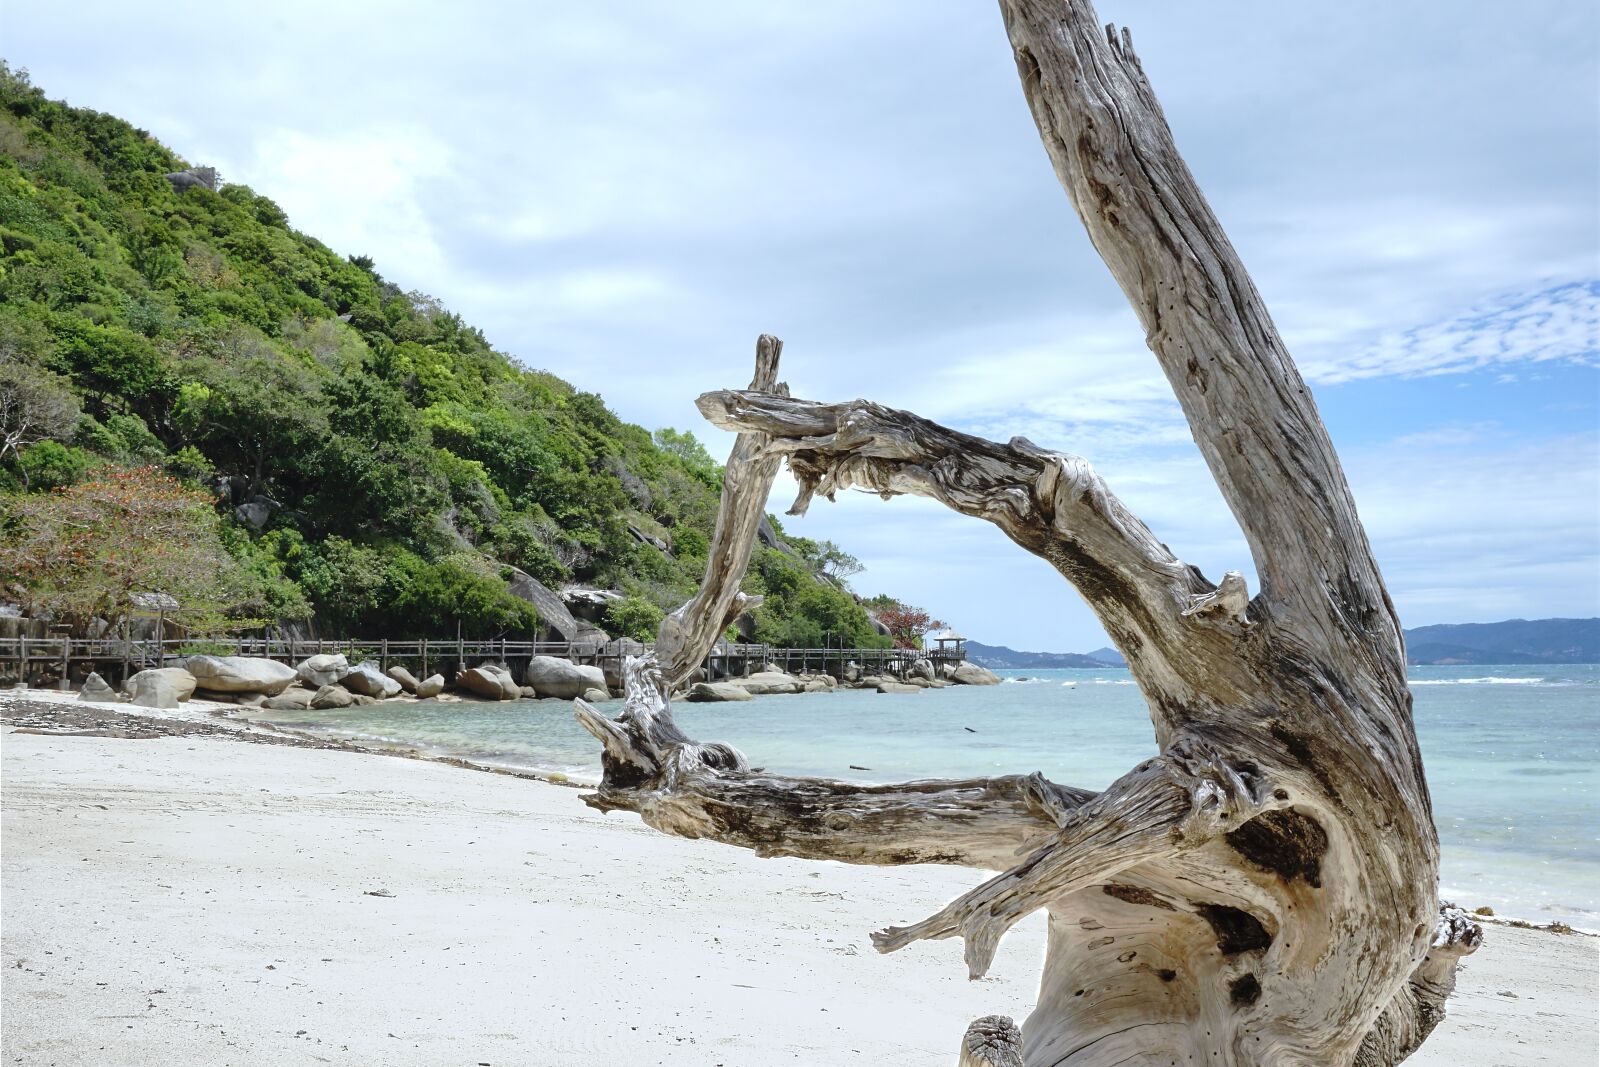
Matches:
[653,334,787,688]
[572,3,1479,1063]
[697,389,1260,736]
[577,657,1094,871]
[997,1,1403,672]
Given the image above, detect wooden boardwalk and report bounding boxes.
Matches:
[0,635,964,688]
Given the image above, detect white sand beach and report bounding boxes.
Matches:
[2,694,1595,1066]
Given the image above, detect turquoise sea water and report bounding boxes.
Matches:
[250,663,1599,923]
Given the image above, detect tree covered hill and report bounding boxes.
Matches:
[0,65,888,648]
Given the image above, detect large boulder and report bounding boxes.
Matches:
[385,665,420,694]
[524,656,607,699]
[457,664,519,700]
[737,671,801,696]
[503,566,581,641]
[296,653,349,688]
[184,655,298,696]
[310,684,353,709]
[415,674,445,699]
[339,662,401,699]
[124,667,197,709]
[687,681,754,702]
[263,687,315,710]
[908,659,936,681]
[78,672,120,703]
[580,687,612,703]
[875,680,922,694]
[951,662,1001,686]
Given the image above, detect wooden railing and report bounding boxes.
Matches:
[0,635,964,686]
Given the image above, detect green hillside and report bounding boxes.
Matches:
[0,64,887,648]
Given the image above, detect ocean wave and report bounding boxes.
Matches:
[1410,677,1561,687]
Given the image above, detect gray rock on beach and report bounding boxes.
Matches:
[951,662,1001,686]
[737,671,801,696]
[339,662,401,699]
[524,656,607,699]
[875,681,922,694]
[415,674,445,699]
[184,655,298,696]
[296,653,349,688]
[78,672,120,703]
[908,659,936,681]
[263,687,314,710]
[385,665,421,694]
[687,681,753,702]
[124,667,197,709]
[457,664,519,700]
[580,687,611,703]
[310,684,354,709]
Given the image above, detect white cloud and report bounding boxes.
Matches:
[1303,282,1599,384]
[7,0,1597,650]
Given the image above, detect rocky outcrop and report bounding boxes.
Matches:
[581,687,611,703]
[908,659,935,681]
[524,656,607,699]
[503,565,580,641]
[185,655,298,696]
[950,662,1001,686]
[687,681,753,702]
[875,680,922,694]
[124,667,197,709]
[296,653,348,688]
[78,672,120,703]
[339,662,401,699]
[415,674,445,699]
[233,495,279,530]
[310,684,353,709]
[457,664,519,700]
[562,588,622,625]
[163,166,218,193]
[385,665,420,694]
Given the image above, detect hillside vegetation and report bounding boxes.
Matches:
[0,65,888,648]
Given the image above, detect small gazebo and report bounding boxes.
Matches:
[927,629,966,659]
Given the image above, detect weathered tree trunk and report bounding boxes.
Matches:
[576,3,1480,1064]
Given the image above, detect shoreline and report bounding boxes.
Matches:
[4,685,1592,935]
[2,701,1595,1065]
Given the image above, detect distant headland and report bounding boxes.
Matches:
[967,618,1600,668]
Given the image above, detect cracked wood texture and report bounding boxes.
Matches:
[575,3,1477,1064]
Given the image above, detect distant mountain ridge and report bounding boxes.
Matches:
[968,618,1600,668]
[964,641,1121,669]
[1403,618,1599,665]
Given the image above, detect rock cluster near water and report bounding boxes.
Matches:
[72,651,998,711]
[679,658,999,701]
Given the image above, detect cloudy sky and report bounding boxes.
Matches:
[9,1,1597,651]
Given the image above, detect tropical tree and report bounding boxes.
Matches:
[870,599,947,650]
[0,465,244,632]
[0,358,80,484]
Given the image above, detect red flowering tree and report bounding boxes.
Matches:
[872,600,947,650]
[0,466,243,633]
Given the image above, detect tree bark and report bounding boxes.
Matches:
[575,3,1477,1064]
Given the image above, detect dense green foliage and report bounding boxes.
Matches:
[0,66,886,646]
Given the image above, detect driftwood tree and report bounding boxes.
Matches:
[576,3,1480,1064]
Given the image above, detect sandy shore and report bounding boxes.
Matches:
[2,695,1595,1065]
